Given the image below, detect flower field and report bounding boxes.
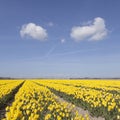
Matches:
[0,80,24,108]
[1,79,120,120]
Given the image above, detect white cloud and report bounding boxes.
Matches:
[48,22,54,27]
[61,38,65,43]
[20,23,48,41]
[70,17,108,41]
[82,20,92,26]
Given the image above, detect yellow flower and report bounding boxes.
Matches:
[34,114,39,120]
[14,110,23,119]
[45,114,51,120]
[118,108,120,112]
[6,106,9,112]
[26,110,30,115]
[117,115,120,119]
[57,115,61,120]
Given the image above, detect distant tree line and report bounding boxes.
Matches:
[0,77,13,79]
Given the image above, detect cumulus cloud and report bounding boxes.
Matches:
[20,23,48,41]
[70,17,108,41]
[48,22,54,27]
[61,38,65,43]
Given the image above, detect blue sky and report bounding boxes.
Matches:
[0,0,120,78]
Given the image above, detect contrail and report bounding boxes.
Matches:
[19,45,58,62]
[44,45,57,58]
[47,46,120,57]
[12,45,120,63]
[18,47,105,62]
[50,48,98,56]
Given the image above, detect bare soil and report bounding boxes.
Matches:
[56,96,105,120]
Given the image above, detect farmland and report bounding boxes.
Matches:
[0,79,120,120]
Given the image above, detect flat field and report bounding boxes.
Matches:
[0,79,120,120]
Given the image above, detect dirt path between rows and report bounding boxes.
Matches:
[0,81,25,119]
[34,82,105,120]
[56,96,105,120]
